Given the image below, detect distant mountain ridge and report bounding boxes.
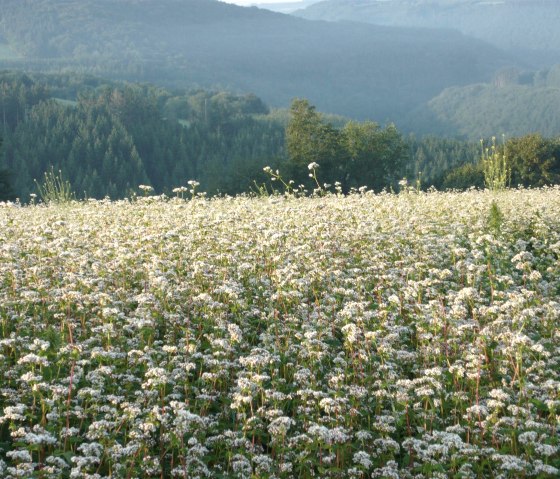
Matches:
[295,0,560,68]
[0,0,514,123]
[254,0,320,14]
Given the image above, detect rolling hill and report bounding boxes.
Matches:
[0,0,515,122]
[294,0,560,137]
[295,0,560,68]
[403,74,560,139]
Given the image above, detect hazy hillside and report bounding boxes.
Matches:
[295,0,560,68]
[403,65,560,139]
[0,0,513,122]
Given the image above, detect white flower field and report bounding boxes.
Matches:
[0,188,559,478]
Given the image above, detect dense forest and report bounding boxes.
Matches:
[0,0,510,124]
[0,71,286,199]
[2,71,558,202]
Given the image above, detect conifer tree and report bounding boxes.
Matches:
[0,138,17,201]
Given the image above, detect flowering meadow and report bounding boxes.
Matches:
[0,188,559,478]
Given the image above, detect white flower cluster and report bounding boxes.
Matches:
[0,187,559,477]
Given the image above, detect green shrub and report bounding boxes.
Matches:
[441,162,484,190]
[506,133,560,187]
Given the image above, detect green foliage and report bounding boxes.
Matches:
[436,133,560,191]
[6,71,558,200]
[0,137,16,201]
[482,137,510,191]
[441,161,484,190]
[343,120,407,191]
[0,72,286,199]
[407,136,481,188]
[286,99,408,191]
[488,200,504,234]
[505,133,560,187]
[0,71,50,131]
[34,167,75,204]
[285,99,346,185]
[409,77,560,139]
[0,167,16,201]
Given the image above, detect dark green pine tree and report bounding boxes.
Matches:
[0,168,16,201]
[0,137,16,201]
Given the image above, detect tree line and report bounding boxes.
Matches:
[1,71,559,203]
[441,135,560,190]
[0,72,284,200]
[279,98,560,192]
[283,98,407,191]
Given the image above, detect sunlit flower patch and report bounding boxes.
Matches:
[1,188,559,478]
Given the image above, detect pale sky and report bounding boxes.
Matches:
[223,0,302,5]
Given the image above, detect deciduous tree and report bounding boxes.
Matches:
[286,98,346,184]
[342,120,407,191]
[506,134,560,187]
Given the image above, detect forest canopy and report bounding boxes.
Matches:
[1,72,559,202]
[0,72,285,199]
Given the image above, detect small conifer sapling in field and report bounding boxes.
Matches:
[488,199,504,234]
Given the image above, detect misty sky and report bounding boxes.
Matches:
[223,0,302,5]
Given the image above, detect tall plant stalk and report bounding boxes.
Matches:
[34,167,75,203]
[481,136,510,191]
